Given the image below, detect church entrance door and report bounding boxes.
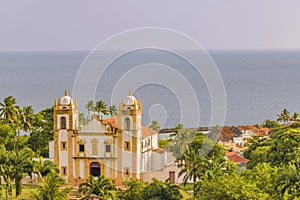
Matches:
[90,162,101,177]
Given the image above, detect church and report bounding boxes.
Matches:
[49,90,166,185]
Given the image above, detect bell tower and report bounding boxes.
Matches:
[53,89,78,184]
[117,91,142,183]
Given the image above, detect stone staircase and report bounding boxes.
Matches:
[68,187,81,200]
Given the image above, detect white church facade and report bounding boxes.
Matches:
[49,90,166,185]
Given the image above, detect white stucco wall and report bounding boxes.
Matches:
[122,130,133,175]
[49,141,54,159]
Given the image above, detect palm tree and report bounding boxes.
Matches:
[143,178,183,200]
[108,105,117,117]
[292,112,299,122]
[277,108,291,125]
[0,96,19,125]
[33,157,60,178]
[10,147,34,197]
[79,175,116,199]
[95,100,108,119]
[79,112,88,124]
[149,120,160,131]
[31,171,70,200]
[170,125,196,159]
[85,100,95,117]
[0,145,14,200]
[116,179,144,200]
[19,106,35,132]
[178,146,202,194]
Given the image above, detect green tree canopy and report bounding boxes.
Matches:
[0,96,19,125]
[79,175,116,199]
[277,108,291,124]
[143,178,183,200]
[28,107,54,157]
[31,172,70,200]
[116,179,145,200]
[149,120,160,131]
[195,173,269,200]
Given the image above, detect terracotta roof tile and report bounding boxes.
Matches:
[226,151,238,157]
[237,126,258,131]
[228,154,249,163]
[102,118,158,138]
[154,147,166,154]
[142,126,158,139]
[220,127,239,139]
[102,117,119,129]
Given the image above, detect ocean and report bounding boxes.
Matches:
[0,50,299,128]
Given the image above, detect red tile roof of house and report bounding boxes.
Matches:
[228,154,249,163]
[226,151,249,163]
[256,130,269,137]
[226,151,237,157]
[261,127,270,133]
[154,147,166,154]
[220,127,239,138]
[102,118,158,138]
[237,125,258,131]
[102,117,119,129]
[142,126,158,139]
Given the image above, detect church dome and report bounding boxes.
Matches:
[60,96,71,105]
[60,89,72,105]
[123,91,136,106]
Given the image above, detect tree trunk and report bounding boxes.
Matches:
[6,183,8,200]
[193,176,196,198]
[16,177,22,197]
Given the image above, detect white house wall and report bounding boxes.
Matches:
[49,141,54,159]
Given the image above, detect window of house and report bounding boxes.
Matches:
[124,167,130,177]
[79,144,85,152]
[61,166,67,176]
[60,117,66,129]
[106,144,111,153]
[124,141,130,151]
[125,118,130,130]
[61,141,67,151]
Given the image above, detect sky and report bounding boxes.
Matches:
[1,0,300,51]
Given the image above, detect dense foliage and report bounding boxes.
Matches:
[116,178,183,200]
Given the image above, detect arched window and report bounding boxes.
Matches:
[90,162,101,177]
[60,117,66,129]
[125,117,130,130]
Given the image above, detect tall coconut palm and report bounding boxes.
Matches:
[292,112,299,122]
[79,175,116,199]
[108,105,117,117]
[85,100,95,117]
[79,112,88,124]
[277,108,291,125]
[178,146,202,194]
[33,157,60,178]
[143,178,183,200]
[0,96,19,125]
[19,106,35,132]
[31,171,70,200]
[171,125,196,159]
[95,100,108,119]
[149,120,160,131]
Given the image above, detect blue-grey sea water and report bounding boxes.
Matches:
[0,50,299,128]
